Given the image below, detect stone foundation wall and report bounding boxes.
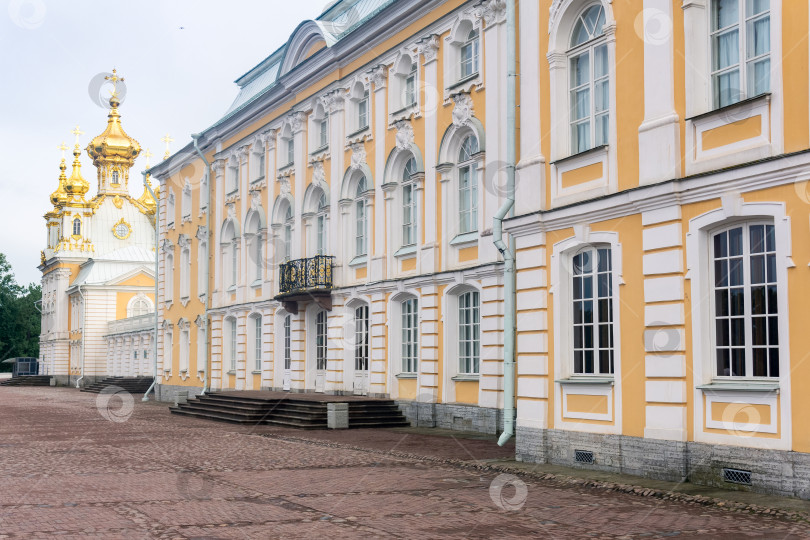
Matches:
[155,383,205,403]
[396,401,504,435]
[516,426,810,499]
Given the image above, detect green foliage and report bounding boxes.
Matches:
[0,253,41,371]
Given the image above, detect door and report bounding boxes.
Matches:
[315,310,327,393]
[353,305,369,396]
[282,315,292,391]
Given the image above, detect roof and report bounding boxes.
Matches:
[217,0,395,129]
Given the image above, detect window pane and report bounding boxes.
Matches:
[713,0,739,30]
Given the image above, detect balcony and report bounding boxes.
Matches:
[275,255,334,313]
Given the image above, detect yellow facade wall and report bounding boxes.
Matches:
[702,116,762,151]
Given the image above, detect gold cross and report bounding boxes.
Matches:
[71,125,84,146]
[105,68,125,98]
[143,148,154,167]
[57,142,68,160]
[161,133,174,160]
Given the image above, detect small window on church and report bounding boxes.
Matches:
[111,170,120,184]
[72,218,81,236]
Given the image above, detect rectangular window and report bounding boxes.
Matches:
[460,32,480,79]
[319,119,328,149]
[572,247,614,375]
[316,310,327,370]
[254,316,262,371]
[711,0,770,108]
[458,165,478,234]
[258,153,265,180]
[712,223,778,378]
[358,90,369,130]
[401,298,418,373]
[284,315,291,370]
[570,43,608,153]
[355,200,366,257]
[317,215,326,255]
[255,237,262,282]
[134,350,138,360]
[402,183,415,246]
[284,223,292,262]
[404,65,417,107]
[355,306,369,371]
[230,245,237,288]
[180,329,189,372]
[228,319,237,371]
[287,138,295,166]
[458,291,480,374]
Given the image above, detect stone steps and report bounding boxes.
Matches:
[170,392,409,429]
[81,377,154,394]
[0,376,52,387]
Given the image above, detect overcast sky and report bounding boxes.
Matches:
[0,0,326,286]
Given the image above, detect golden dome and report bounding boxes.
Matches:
[50,158,69,207]
[64,145,90,197]
[86,92,141,168]
[137,174,157,215]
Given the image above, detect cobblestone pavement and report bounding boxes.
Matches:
[0,388,808,539]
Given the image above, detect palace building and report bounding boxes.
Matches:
[39,75,158,386]
[147,0,810,497]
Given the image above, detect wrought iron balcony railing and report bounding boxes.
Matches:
[278,255,335,297]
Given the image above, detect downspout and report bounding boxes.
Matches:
[496,0,517,446]
[75,284,86,388]
[191,134,211,395]
[142,170,159,401]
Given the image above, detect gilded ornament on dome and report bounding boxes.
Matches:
[112,217,132,240]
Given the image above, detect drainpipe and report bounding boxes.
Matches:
[496,0,517,447]
[75,284,86,388]
[192,133,211,396]
[142,170,159,401]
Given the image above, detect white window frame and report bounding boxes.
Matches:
[167,190,176,228]
[197,325,206,376]
[354,177,368,258]
[197,240,207,298]
[709,0,771,109]
[72,217,81,236]
[284,314,292,370]
[686,200,791,449]
[180,246,190,300]
[284,206,294,262]
[401,297,418,374]
[444,16,484,97]
[460,28,480,80]
[401,157,417,247]
[354,305,369,372]
[251,148,266,183]
[550,230,623,434]
[227,317,237,372]
[181,180,192,220]
[316,310,327,371]
[251,314,262,372]
[180,327,190,372]
[316,194,328,256]
[570,245,615,375]
[457,135,479,235]
[348,81,371,137]
[226,165,239,194]
[165,252,174,302]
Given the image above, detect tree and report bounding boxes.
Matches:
[0,253,41,371]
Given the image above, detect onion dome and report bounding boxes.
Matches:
[137,175,157,215]
[64,145,90,197]
[86,71,141,169]
[50,158,69,207]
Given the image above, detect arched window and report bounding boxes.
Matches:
[284,206,294,262]
[569,4,609,153]
[72,217,81,236]
[128,296,153,318]
[355,176,367,257]
[111,170,120,184]
[460,28,480,79]
[458,136,479,234]
[402,157,417,247]
[230,241,237,287]
[316,193,328,255]
[711,0,770,108]
[165,253,174,300]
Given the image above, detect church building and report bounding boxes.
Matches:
[39,73,158,386]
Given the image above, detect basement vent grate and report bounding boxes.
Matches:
[723,468,752,486]
[574,450,594,464]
